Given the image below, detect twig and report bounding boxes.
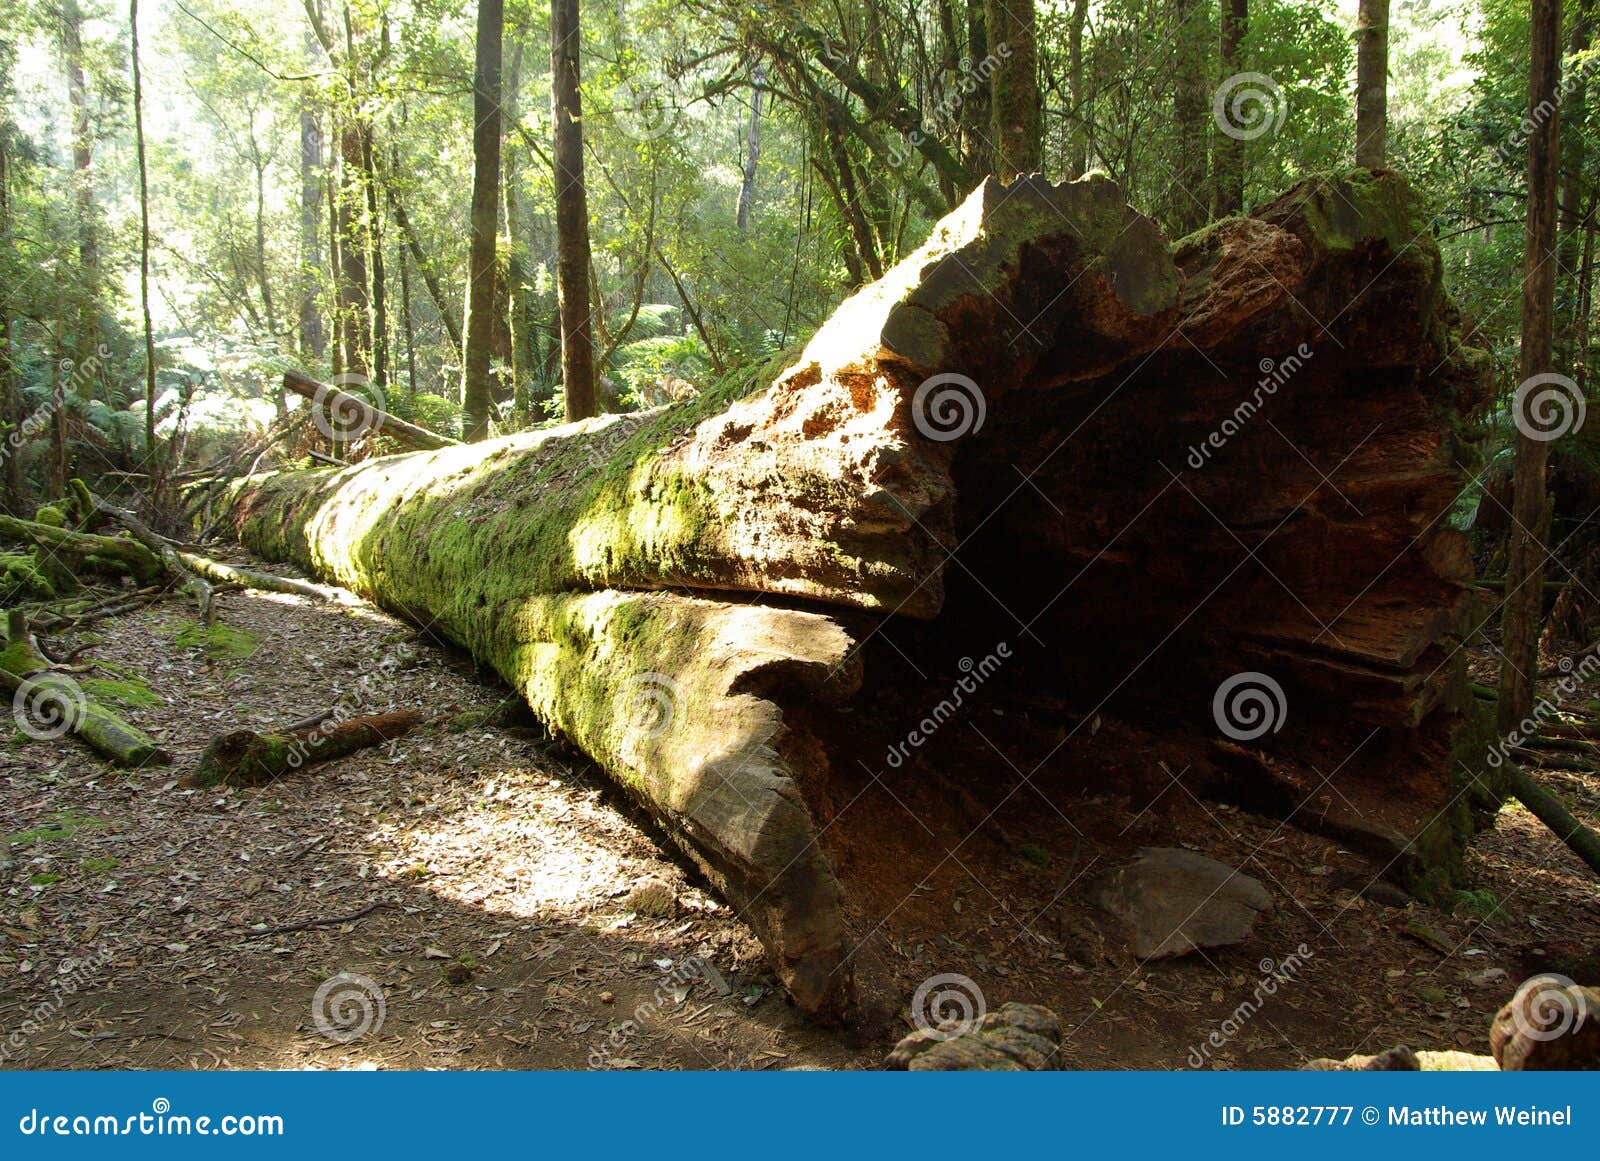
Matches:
[246,901,390,937]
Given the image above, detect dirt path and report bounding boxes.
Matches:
[2,572,1596,1070]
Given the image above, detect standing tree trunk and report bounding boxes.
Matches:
[299,31,326,360]
[551,0,595,421]
[985,0,1039,181]
[131,0,157,464]
[1170,0,1210,234]
[737,65,764,233]
[463,0,505,441]
[336,122,371,379]
[60,0,100,379]
[1498,0,1564,734]
[1066,0,1090,177]
[1213,0,1247,218]
[1558,0,1594,371]
[1355,0,1389,169]
[361,126,388,397]
[961,0,992,178]
[0,122,25,512]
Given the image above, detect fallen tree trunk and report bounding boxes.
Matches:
[282,369,459,451]
[219,171,1497,1020]
[192,709,423,787]
[1,613,171,767]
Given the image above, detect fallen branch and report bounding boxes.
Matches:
[283,369,459,452]
[1506,764,1600,876]
[191,709,423,787]
[246,900,390,937]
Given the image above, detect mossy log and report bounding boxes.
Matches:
[192,709,423,787]
[0,617,170,767]
[219,171,1497,1020]
[0,515,165,587]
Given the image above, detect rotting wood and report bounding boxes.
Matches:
[217,171,1500,1019]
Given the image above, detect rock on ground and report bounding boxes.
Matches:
[1091,847,1271,959]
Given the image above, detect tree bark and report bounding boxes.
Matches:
[1213,0,1248,218]
[1170,0,1210,234]
[220,171,1495,1019]
[985,0,1040,181]
[1498,0,1564,735]
[551,0,596,421]
[463,0,505,441]
[736,65,764,233]
[131,0,158,463]
[299,30,326,359]
[1355,0,1389,169]
[1066,0,1090,178]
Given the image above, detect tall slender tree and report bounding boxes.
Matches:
[1498,0,1564,734]
[463,0,504,440]
[1355,0,1389,168]
[131,0,157,464]
[1213,0,1247,218]
[551,0,595,421]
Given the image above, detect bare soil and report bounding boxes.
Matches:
[2,568,1596,1070]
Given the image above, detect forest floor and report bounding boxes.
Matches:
[2,563,1598,1071]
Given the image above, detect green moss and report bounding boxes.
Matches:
[33,505,66,528]
[81,673,160,709]
[8,808,99,847]
[173,621,260,660]
[0,553,55,603]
